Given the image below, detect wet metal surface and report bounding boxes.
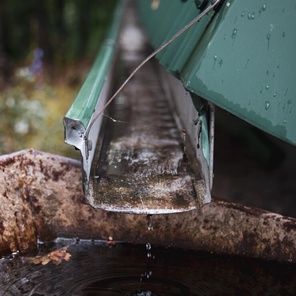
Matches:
[1,238,296,295]
[0,149,296,262]
[85,3,209,214]
[89,59,205,214]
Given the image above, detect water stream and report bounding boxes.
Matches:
[1,238,296,295]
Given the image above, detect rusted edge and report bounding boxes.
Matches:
[0,149,295,263]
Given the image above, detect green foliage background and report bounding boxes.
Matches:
[0,0,118,158]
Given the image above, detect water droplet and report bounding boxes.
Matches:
[262,3,267,11]
[266,34,271,49]
[282,31,285,38]
[273,92,277,97]
[147,214,153,231]
[213,55,218,69]
[146,243,152,250]
[251,12,255,19]
[248,13,251,20]
[265,101,270,110]
[265,85,269,90]
[241,11,245,17]
[147,252,152,258]
[231,28,237,43]
[283,119,287,124]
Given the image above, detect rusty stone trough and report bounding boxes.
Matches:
[0,149,295,262]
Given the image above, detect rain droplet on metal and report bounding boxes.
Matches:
[265,101,270,110]
[262,3,267,11]
[266,34,271,49]
[231,28,237,42]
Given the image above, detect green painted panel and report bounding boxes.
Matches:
[183,0,296,145]
[137,0,296,145]
[136,0,214,74]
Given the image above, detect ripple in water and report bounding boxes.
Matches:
[1,238,296,295]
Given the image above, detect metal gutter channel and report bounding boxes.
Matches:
[64,0,214,214]
[87,57,211,214]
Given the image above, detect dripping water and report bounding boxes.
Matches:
[1,238,296,295]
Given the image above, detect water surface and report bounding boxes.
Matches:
[0,238,295,295]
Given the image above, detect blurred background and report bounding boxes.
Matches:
[0,0,117,158]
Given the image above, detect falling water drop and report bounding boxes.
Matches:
[265,85,270,90]
[147,214,153,231]
[146,243,152,250]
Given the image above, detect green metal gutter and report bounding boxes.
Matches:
[64,0,123,149]
[136,0,296,146]
[63,0,125,187]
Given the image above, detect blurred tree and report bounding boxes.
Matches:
[0,0,118,83]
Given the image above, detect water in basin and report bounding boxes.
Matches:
[1,238,295,295]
